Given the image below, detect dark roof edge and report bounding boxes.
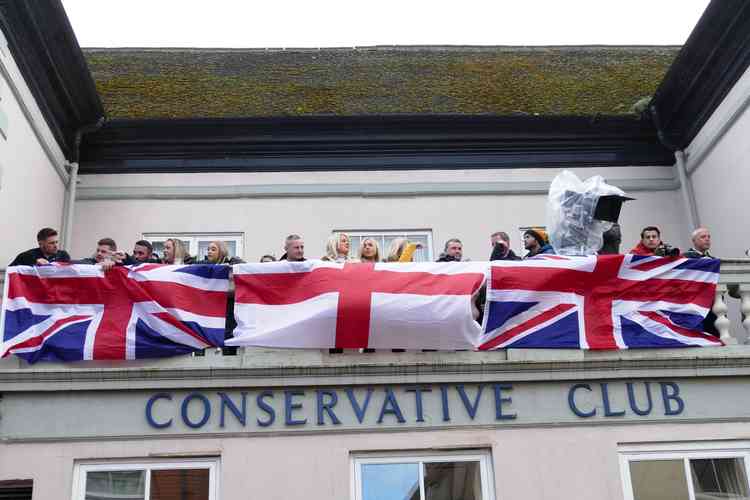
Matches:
[0,0,104,160]
[80,114,674,174]
[650,0,750,149]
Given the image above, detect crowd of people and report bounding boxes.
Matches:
[8,224,717,269]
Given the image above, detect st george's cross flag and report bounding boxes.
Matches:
[228,260,486,350]
[0,263,229,363]
[479,254,722,350]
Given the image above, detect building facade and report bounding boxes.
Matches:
[1,1,750,499]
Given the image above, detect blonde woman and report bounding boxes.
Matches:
[162,238,194,265]
[203,240,244,265]
[385,238,422,262]
[322,232,351,262]
[358,237,381,263]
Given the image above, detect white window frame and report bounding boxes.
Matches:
[351,449,495,500]
[619,441,750,500]
[143,233,245,260]
[72,457,220,500]
[337,229,435,261]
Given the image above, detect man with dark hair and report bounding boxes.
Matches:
[132,240,160,263]
[630,226,661,255]
[437,238,463,262]
[523,228,554,259]
[490,231,521,261]
[9,227,71,266]
[74,238,125,270]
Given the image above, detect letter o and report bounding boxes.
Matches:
[181,393,211,428]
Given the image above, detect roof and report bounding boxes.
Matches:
[84,46,679,119]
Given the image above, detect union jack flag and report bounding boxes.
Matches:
[0,264,229,363]
[479,254,722,350]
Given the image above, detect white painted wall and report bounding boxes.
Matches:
[686,64,750,258]
[0,421,746,500]
[72,166,688,262]
[0,31,68,267]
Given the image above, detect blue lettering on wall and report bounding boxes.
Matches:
[256,390,275,427]
[568,383,596,418]
[316,389,341,425]
[145,393,173,429]
[440,386,451,422]
[181,393,211,428]
[345,387,373,424]
[601,383,626,417]
[377,387,406,423]
[406,387,431,422]
[492,384,516,420]
[219,392,247,427]
[285,390,307,426]
[626,382,653,416]
[456,384,484,420]
[660,382,685,416]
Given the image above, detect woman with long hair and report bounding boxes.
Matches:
[162,238,193,265]
[358,237,381,263]
[203,240,244,264]
[385,238,421,262]
[322,232,351,262]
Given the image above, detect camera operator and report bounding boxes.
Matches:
[489,231,521,261]
[630,226,680,257]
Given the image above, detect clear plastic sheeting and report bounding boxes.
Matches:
[546,170,629,256]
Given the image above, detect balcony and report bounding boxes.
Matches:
[0,260,749,384]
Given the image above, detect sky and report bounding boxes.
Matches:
[62,0,711,48]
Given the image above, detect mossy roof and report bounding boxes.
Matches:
[83,46,679,119]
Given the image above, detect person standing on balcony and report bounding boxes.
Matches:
[131,240,161,263]
[322,232,351,262]
[630,226,662,256]
[437,238,464,262]
[523,228,554,258]
[386,238,421,262]
[490,231,521,261]
[73,237,129,271]
[358,237,381,263]
[280,234,306,261]
[684,228,713,258]
[202,240,244,265]
[10,227,71,266]
[162,238,194,265]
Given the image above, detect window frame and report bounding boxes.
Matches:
[72,457,220,500]
[619,441,750,500]
[337,229,435,262]
[142,232,245,260]
[351,449,495,500]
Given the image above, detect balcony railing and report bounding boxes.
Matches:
[1,259,749,355]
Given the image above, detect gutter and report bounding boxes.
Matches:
[650,105,700,230]
[61,117,106,249]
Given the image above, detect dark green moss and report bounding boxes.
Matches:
[84,47,679,119]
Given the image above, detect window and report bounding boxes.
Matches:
[73,459,219,500]
[352,450,495,500]
[339,230,434,262]
[620,443,750,500]
[143,233,244,261]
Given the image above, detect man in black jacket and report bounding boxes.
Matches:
[489,231,521,261]
[9,228,71,266]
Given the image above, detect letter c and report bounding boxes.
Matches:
[568,384,596,418]
[145,393,173,429]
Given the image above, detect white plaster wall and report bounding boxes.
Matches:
[72,166,688,261]
[0,39,67,267]
[0,421,746,500]
[687,64,750,258]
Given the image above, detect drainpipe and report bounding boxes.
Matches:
[61,117,106,249]
[650,105,701,230]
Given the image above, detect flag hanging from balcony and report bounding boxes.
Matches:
[479,254,722,350]
[0,264,229,363]
[228,261,487,350]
